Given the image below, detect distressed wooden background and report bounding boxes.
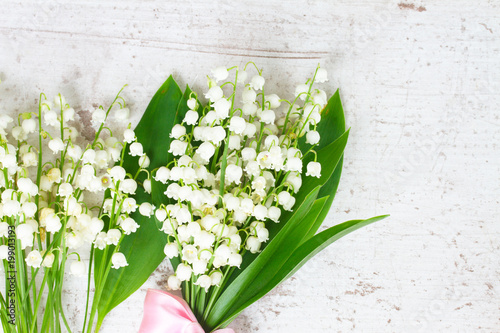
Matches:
[1,0,499,332]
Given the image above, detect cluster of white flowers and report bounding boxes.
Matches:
[153,64,329,291]
[0,92,143,276]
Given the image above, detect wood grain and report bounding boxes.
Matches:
[1,0,499,332]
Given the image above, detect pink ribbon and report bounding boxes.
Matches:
[139,289,235,333]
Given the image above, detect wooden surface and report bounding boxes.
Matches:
[1,0,499,332]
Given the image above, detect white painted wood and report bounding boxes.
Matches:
[1,0,499,332]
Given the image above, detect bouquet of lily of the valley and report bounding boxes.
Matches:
[90,63,387,332]
[0,87,155,332]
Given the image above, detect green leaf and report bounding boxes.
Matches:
[268,129,350,241]
[222,128,349,294]
[210,92,354,329]
[205,186,322,328]
[275,215,389,286]
[150,85,196,209]
[297,197,330,245]
[218,215,389,329]
[95,189,166,320]
[315,89,346,152]
[266,90,348,244]
[301,89,346,240]
[95,76,184,321]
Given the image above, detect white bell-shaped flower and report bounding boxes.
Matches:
[123,129,136,144]
[94,232,107,250]
[181,245,198,264]
[285,157,302,173]
[170,124,186,139]
[183,110,199,125]
[58,183,73,197]
[122,198,138,214]
[176,263,193,281]
[241,87,257,103]
[3,200,21,217]
[129,142,144,157]
[22,119,36,134]
[42,252,55,268]
[295,83,309,100]
[48,138,64,154]
[192,259,208,275]
[210,271,223,286]
[260,109,275,124]
[0,223,9,238]
[228,135,241,150]
[213,98,231,119]
[250,75,265,90]
[252,204,268,221]
[92,109,106,125]
[25,250,43,268]
[211,66,228,82]
[111,252,128,269]
[109,166,126,181]
[168,140,188,156]
[204,86,223,103]
[306,130,320,145]
[245,236,261,253]
[266,94,281,109]
[225,164,242,185]
[194,274,212,291]
[306,161,321,178]
[164,243,179,259]
[106,229,122,245]
[228,253,242,267]
[197,142,216,162]
[315,68,328,83]
[120,217,139,235]
[154,167,170,184]
[45,213,62,233]
[115,107,129,122]
[187,98,197,110]
[229,116,246,135]
[120,179,138,195]
[242,102,258,117]
[167,275,182,290]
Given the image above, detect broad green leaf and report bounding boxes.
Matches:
[211,92,353,329]
[150,85,195,209]
[218,215,389,329]
[302,158,343,242]
[274,215,389,285]
[268,129,349,241]
[263,90,348,247]
[315,89,346,152]
[209,197,327,330]
[95,76,183,321]
[297,197,329,245]
[222,129,350,293]
[301,89,346,240]
[205,186,321,328]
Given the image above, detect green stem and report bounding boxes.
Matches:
[217,70,238,206]
[87,237,123,333]
[82,245,94,333]
[41,273,54,332]
[29,271,48,332]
